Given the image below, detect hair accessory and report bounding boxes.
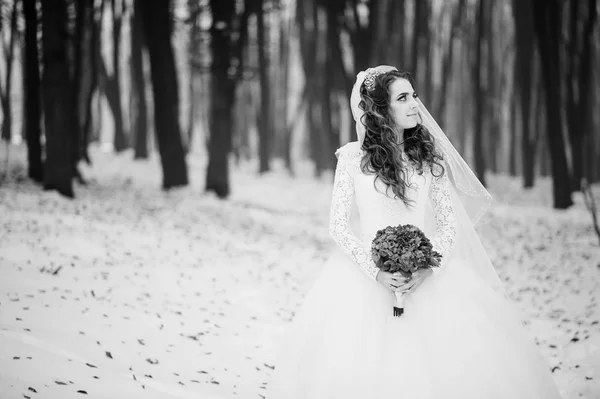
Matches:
[363,68,381,91]
[363,67,391,91]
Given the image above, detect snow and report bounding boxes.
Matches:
[0,142,599,399]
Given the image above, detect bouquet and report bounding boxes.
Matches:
[371,224,442,317]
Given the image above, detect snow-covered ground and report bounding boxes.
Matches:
[0,143,598,399]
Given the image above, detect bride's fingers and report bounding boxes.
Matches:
[396,282,413,291]
[391,275,409,284]
[398,277,419,291]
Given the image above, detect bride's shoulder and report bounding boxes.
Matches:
[335,141,364,159]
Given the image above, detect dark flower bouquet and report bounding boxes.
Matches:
[371,224,442,317]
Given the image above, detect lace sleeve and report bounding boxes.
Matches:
[328,145,379,280]
[429,169,457,270]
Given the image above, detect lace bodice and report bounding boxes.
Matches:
[329,141,457,280]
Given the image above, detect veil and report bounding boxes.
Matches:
[350,66,505,294]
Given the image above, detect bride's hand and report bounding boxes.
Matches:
[376,271,410,292]
[396,268,433,294]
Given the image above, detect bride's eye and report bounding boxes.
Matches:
[413,93,419,99]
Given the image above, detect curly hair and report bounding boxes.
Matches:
[359,69,445,206]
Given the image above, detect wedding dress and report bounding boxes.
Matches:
[266,141,562,399]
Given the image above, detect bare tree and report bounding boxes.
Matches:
[278,5,293,174]
[131,0,148,159]
[323,0,346,169]
[185,0,202,154]
[41,0,74,197]
[100,0,127,152]
[436,0,466,122]
[139,0,188,189]
[512,0,537,187]
[75,0,98,166]
[23,0,43,182]
[485,0,500,173]
[297,0,322,176]
[347,0,375,73]
[579,0,598,184]
[472,0,487,186]
[256,0,272,173]
[532,0,573,209]
[565,0,597,190]
[205,0,250,198]
[81,0,105,164]
[0,0,18,142]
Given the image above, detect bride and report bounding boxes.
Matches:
[267,65,562,398]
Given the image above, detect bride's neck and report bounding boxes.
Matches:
[395,129,405,153]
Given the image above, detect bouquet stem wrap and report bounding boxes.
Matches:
[393,292,405,317]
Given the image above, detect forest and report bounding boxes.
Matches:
[0,0,597,209]
[1,1,599,398]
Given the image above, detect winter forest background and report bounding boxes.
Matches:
[0,0,599,398]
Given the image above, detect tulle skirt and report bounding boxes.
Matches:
[267,252,562,399]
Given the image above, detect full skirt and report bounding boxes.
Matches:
[267,252,562,399]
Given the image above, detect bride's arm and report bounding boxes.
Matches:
[429,169,458,270]
[329,147,379,280]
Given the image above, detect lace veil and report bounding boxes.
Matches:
[350,66,504,293]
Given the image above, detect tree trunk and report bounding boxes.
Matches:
[310,2,325,177]
[512,0,536,188]
[532,0,573,208]
[185,0,201,155]
[586,28,599,183]
[524,58,543,185]
[280,14,293,175]
[485,0,499,173]
[70,0,89,182]
[256,0,272,173]
[349,0,374,73]
[472,0,486,186]
[509,81,518,177]
[297,0,324,176]
[325,0,345,170]
[205,0,238,197]
[573,0,597,187]
[110,0,127,152]
[458,39,469,157]
[422,0,433,102]
[24,0,43,182]
[371,0,392,64]
[389,0,405,66]
[41,0,74,198]
[410,0,422,73]
[0,0,18,142]
[139,0,188,189]
[437,0,465,121]
[131,0,148,159]
[537,93,549,177]
[77,0,97,166]
[81,0,105,164]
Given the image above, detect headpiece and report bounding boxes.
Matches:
[363,67,389,92]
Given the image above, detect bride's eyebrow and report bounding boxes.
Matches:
[396,91,412,98]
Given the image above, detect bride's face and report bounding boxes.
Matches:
[388,78,419,131]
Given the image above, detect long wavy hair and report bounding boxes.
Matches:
[359,70,444,206]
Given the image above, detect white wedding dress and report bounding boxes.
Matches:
[267,142,562,399]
